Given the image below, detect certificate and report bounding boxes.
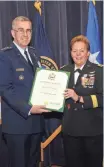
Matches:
[29,68,70,112]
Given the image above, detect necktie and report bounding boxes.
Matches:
[74,69,82,84]
[24,50,34,72]
[74,69,82,74]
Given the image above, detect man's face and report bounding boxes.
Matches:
[71,41,90,67]
[11,20,32,48]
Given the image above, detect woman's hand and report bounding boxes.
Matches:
[64,88,78,101]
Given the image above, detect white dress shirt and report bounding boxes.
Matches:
[13,41,33,64]
[74,64,84,85]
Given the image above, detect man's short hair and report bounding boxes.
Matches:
[12,16,32,29]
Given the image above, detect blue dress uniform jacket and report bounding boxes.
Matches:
[61,60,103,136]
[0,43,44,134]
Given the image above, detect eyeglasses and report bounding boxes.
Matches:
[13,28,32,34]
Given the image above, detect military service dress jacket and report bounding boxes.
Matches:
[0,43,44,134]
[61,60,103,136]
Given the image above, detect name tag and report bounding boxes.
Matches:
[16,68,24,72]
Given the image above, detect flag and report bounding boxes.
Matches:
[86,1,103,64]
[33,1,58,70]
[33,1,65,166]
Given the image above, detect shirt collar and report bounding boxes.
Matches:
[13,41,28,55]
[74,64,85,71]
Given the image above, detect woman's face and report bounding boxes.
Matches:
[71,41,90,67]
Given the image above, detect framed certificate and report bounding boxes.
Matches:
[29,68,70,112]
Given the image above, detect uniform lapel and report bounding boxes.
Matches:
[68,65,74,88]
[28,48,40,73]
[75,60,91,86]
[11,43,35,73]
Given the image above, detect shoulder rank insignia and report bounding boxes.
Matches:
[1,46,12,51]
[29,46,35,50]
[97,64,103,67]
[60,64,69,69]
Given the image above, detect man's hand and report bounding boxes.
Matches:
[30,105,50,114]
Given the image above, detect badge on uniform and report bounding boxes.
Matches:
[19,75,24,80]
[81,74,88,88]
[81,72,95,88]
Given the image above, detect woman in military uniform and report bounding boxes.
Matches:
[62,35,103,167]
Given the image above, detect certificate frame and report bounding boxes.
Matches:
[29,68,70,112]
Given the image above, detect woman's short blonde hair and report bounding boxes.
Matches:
[70,35,90,51]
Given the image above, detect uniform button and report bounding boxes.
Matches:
[82,105,84,108]
[74,108,77,111]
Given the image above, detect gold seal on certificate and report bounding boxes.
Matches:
[29,68,70,112]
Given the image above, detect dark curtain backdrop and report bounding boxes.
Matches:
[0,1,103,167]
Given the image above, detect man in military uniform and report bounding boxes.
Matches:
[62,35,103,167]
[0,16,49,167]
